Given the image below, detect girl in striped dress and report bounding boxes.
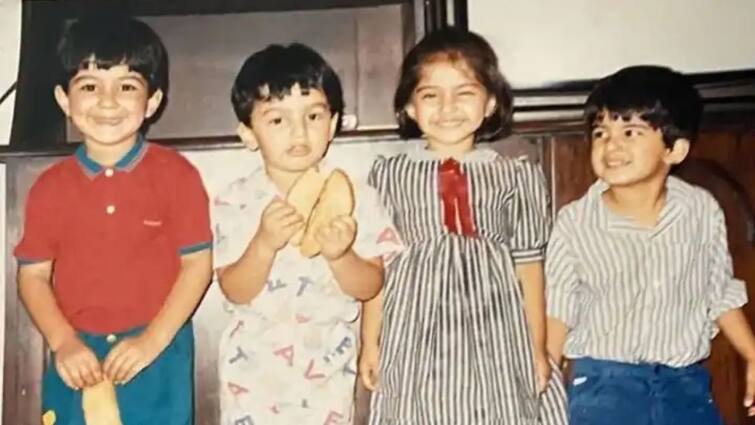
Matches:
[359,28,568,425]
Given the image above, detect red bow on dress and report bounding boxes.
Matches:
[438,158,476,236]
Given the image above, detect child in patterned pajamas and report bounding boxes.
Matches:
[213,43,401,425]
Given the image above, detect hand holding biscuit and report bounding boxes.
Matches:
[255,199,305,253]
[316,215,357,260]
[286,167,356,258]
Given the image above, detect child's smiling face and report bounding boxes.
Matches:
[590,110,688,187]
[54,62,163,149]
[405,59,496,153]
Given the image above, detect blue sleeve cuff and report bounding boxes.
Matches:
[16,257,51,265]
[179,241,213,255]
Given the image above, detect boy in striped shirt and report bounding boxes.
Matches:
[545,65,755,425]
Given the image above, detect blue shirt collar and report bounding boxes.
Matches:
[75,135,148,176]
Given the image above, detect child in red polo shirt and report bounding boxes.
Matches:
[14,15,213,425]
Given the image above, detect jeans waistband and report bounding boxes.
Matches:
[571,357,705,378]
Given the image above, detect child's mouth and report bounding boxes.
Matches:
[604,158,629,168]
[436,120,463,128]
[288,146,311,156]
[93,117,123,126]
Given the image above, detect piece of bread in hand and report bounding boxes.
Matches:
[286,167,328,246]
[298,169,355,258]
[82,378,123,425]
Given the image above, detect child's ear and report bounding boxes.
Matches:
[665,138,690,165]
[484,96,497,118]
[145,89,164,119]
[236,122,259,151]
[329,113,340,140]
[405,104,416,121]
[54,85,71,117]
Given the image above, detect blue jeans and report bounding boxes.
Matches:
[568,357,724,425]
[42,323,194,425]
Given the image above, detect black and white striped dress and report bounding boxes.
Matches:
[368,147,568,425]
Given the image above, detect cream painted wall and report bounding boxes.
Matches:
[0,1,18,419]
[0,0,21,146]
[469,0,755,89]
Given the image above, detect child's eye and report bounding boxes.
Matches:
[591,129,607,140]
[420,92,437,100]
[80,84,97,92]
[268,117,283,126]
[121,83,138,92]
[624,129,642,138]
[307,112,323,121]
[457,91,476,97]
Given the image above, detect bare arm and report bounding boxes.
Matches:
[359,289,383,390]
[218,235,276,305]
[361,289,383,347]
[517,260,551,391]
[718,308,755,362]
[19,261,102,388]
[18,261,77,350]
[142,249,213,346]
[717,308,755,415]
[516,261,547,355]
[103,249,212,383]
[218,199,304,305]
[546,317,569,367]
[329,252,384,301]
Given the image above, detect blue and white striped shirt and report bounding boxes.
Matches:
[546,176,747,367]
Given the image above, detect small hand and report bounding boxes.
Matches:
[102,333,165,385]
[53,334,103,390]
[534,351,551,394]
[744,360,755,416]
[317,215,357,260]
[255,199,305,252]
[359,343,380,391]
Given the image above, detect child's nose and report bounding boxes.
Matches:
[97,89,118,108]
[290,118,307,141]
[439,94,457,114]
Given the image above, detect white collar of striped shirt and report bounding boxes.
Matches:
[589,175,690,236]
[406,144,499,163]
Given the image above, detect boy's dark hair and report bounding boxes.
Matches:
[585,65,703,147]
[231,43,344,129]
[394,27,513,142]
[57,15,168,95]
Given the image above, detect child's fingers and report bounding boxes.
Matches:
[275,212,304,228]
[81,351,103,386]
[57,362,79,390]
[265,198,287,210]
[316,225,336,242]
[360,365,377,391]
[79,362,101,388]
[537,374,548,394]
[112,355,140,385]
[744,379,755,408]
[330,217,355,235]
[120,360,146,385]
[748,406,755,417]
[103,343,131,381]
[102,346,120,377]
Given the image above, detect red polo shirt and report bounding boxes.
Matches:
[14,140,212,333]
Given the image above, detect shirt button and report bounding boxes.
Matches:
[106,205,116,214]
[106,334,117,344]
[104,168,114,177]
